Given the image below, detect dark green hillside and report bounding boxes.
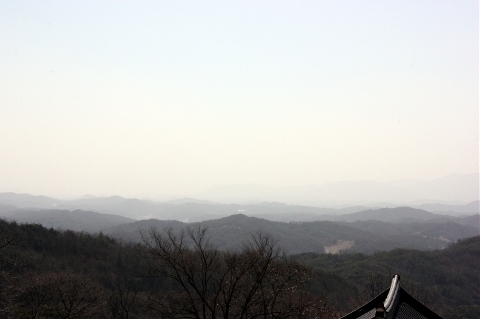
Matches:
[105,214,393,253]
[0,220,140,278]
[0,219,152,318]
[105,214,478,254]
[293,237,480,318]
[1,219,479,318]
[453,214,480,228]
[102,218,186,242]
[0,219,337,318]
[344,220,479,250]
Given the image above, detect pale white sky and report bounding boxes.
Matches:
[0,1,478,199]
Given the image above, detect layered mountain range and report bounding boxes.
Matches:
[1,192,478,255]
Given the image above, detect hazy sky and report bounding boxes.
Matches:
[1,1,478,199]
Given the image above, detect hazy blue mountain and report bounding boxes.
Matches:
[3,192,477,254]
[0,203,26,217]
[323,207,453,223]
[0,192,60,209]
[196,182,416,205]
[0,193,160,219]
[1,190,477,223]
[414,200,479,215]
[57,196,143,218]
[196,173,479,205]
[386,173,479,203]
[7,209,134,233]
[165,197,218,205]
[143,202,371,222]
[64,195,129,207]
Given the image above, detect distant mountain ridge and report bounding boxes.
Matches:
[319,207,453,223]
[197,173,479,205]
[102,214,479,255]
[415,200,479,215]
[2,192,478,255]
[0,191,478,221]
[1,208,134,233]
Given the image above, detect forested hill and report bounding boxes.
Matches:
[0,219,478,318]
[293,236,480,319]
[3,209,134,232]
[104,213,479,254]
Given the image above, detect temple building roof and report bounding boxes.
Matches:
[341,275,443,319]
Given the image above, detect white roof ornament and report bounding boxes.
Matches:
[340,274,443,319]
[384,274,400,312]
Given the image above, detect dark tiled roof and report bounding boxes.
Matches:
[340,275,443,319]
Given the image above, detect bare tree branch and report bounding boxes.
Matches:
[140,225,332,319]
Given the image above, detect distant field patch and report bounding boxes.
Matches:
[324,240,354,254]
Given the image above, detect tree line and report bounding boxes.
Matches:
[1,219,478,318]
[0,220,336,318]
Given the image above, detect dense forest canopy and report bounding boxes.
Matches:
[0,219,479,318]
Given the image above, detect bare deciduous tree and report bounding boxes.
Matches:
[15,272,107,319]
[0,234,20,318]
[141,226,334,319]
[108,277,138,319]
